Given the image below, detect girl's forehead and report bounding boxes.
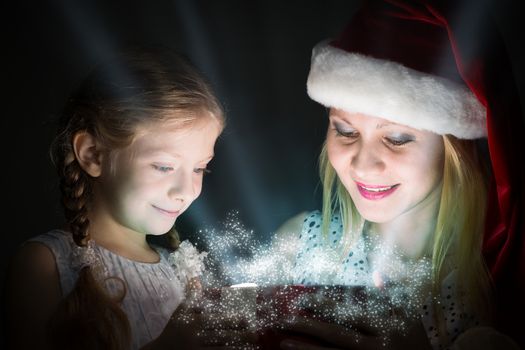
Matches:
[135,112,221,136]
[134,120,189,136]
[128,119,220,154]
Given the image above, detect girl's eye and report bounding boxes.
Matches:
[194,168,211,175]
[152,164,174,173]
[384,134,415,147]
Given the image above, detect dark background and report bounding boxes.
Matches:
[2,0,523,343]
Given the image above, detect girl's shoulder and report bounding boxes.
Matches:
[14,230,74,269]
[23,230,86,296]
[27,229,74,253]
[5,233,64,348]
[26,230,80,269]
[10,233,61,279]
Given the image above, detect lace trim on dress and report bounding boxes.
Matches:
[70,238,109,280]
[168,240,208,284]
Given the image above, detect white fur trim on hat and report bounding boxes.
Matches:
[307,42,487,139]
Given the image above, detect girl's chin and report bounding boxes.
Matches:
[147,224,177,236]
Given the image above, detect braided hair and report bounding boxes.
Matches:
[47,49,224,348]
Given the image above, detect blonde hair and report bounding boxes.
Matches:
[319,134,492,321]
[48,49,225,348]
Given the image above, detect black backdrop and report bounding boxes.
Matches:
[2,0,523,343]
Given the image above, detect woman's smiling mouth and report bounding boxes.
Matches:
[355,181,400,200]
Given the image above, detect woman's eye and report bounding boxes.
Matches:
[152,164,174,173]
[335,129,359,138]
[333,123,358,138]
[384,135,414,146]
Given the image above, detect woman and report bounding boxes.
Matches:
[274,1,522,349]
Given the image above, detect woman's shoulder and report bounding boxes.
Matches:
[274,211,313,240]
[273,210,345,244]
[301,210,324,230]
[300,210,344,237]
[274,210,333,237]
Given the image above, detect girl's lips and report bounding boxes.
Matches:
[152,205,180,218]
[355,181,400,200]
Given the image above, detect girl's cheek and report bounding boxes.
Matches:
[193,180,203,200]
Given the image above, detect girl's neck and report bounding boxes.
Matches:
[86,208,160,264]
[370,183,442,259]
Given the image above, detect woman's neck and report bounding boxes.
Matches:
[370,183,442,259]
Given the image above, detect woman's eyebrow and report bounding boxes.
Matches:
[329,114,353,126]
[376,121,410,130]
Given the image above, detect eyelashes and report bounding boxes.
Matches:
[151,164,211,174]
[333,122,359,138]
[332,123,415,147]
[334,128,359,138]
[152,164,174,173]
[194,168,211,175]
[384,135,415,146]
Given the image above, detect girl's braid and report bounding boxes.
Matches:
[53,113,94,247]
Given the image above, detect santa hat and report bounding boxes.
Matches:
[307,0,486,139]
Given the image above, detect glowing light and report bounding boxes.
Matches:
[191,211,433,347]
[230,282,258,288]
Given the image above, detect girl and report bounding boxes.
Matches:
[5,49,231,349]
[274,1,521,349]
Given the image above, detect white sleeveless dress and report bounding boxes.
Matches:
[29,229,203,349]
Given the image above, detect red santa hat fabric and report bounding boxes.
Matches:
[307,0,486,139]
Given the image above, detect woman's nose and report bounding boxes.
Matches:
[350,142,385,178]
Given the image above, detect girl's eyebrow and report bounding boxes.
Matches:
[140,149,181,158]
[201,155,214,162]
[144,150,215,162]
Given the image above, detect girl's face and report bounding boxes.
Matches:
[98,116,221,236]
[326,108,444,224]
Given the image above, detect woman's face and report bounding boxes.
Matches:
[326,108,444,224]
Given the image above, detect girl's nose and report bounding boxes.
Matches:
[168,169,195,203]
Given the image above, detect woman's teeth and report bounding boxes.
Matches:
[361,185,396,192]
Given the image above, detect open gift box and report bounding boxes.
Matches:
[202,284,393,349]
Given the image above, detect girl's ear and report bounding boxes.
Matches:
[72,131,103,177]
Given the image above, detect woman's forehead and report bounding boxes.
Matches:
[329,109,440,137]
